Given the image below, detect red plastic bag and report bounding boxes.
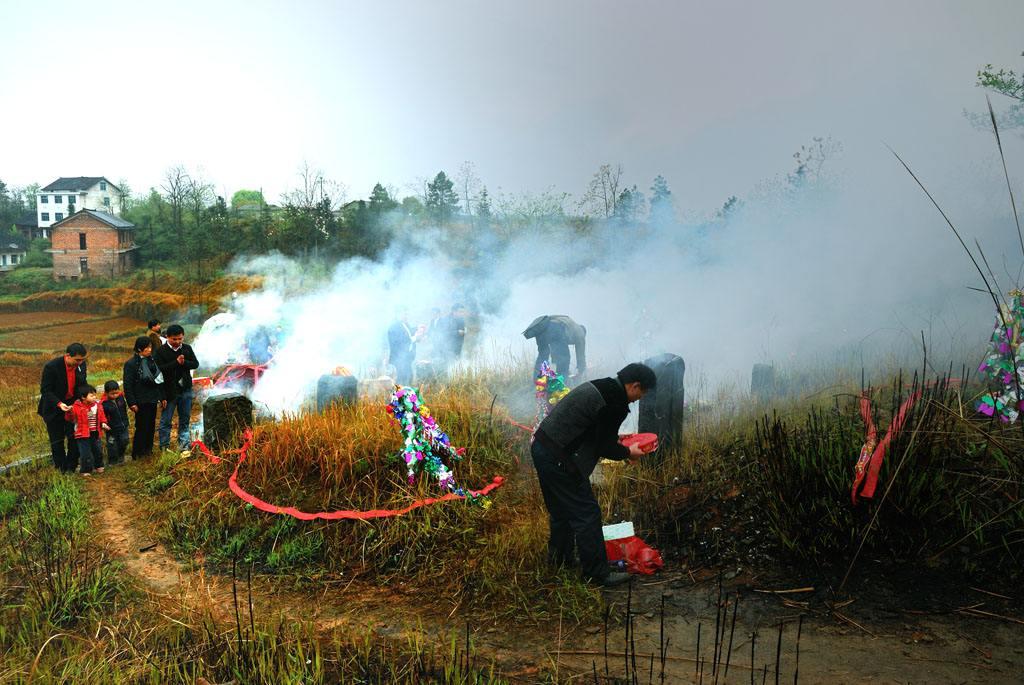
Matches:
[605,536,664,575]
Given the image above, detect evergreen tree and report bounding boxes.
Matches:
[648,175,674,225]
[612,185,644,225]
[475,186,492,225]
[368,183,398,214]
[425,171,460,225]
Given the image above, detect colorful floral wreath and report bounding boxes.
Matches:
[977,290,1024,424]
[387,386,479,497]
[533,361,571,432]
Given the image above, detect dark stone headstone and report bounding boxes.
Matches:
[638,353,686,460]
[415,360,439,383]
[202,392,254,451]
[316,374,358,411]
[751,363,776,402]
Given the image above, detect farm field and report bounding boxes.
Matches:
[0,315,145,354]
[0,311,105,332]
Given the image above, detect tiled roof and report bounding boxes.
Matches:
[41,176,120,192]
[51,209,134,229]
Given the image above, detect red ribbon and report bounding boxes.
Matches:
[851,390,921,505]
[190,430,504,520]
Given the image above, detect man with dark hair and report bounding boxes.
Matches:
[523,314,587,378]
[154,324,199,451]
[147,319,164,353]
[531,362,658,586]
[37,343,89,472]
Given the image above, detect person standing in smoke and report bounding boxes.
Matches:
[387,312,422,385]
[441,304,467,362]
[523,314,587,378]
[531,363,657,586]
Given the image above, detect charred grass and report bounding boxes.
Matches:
[597,365,1024,598]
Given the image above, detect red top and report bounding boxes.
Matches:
[65,400,107,439]
[64,362,76,400]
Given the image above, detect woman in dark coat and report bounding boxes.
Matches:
[122,337,166,459]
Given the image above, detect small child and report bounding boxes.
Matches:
[101,380,130,465]
[65,384,110,476]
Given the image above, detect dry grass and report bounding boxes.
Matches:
[139,380,597,622]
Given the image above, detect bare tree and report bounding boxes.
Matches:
[579,163,623,218]
[455,161,482,219]
[281,161,346,210]
[161,166,190,244]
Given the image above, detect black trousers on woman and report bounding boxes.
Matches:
[131,402,158,458]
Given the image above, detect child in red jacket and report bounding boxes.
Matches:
[65,384,110,476]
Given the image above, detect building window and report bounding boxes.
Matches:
[41,212,49,221]
[103,196,110,207]
[11,254,18,265]
[55,212,63,221]
[40,195,48,204]
[54,195,63,203]
[100,181,107,191]
[68,202,75,213]
[79,233,87,250]
[79,257,88,274]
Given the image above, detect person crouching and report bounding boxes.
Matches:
[531,363,657,587]
[65,384,110,476]
[102,380,130,465]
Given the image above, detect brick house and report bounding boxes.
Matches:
[48,209,137,280]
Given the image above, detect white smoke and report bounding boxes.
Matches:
[195,136,1024,417]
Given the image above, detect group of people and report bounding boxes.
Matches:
[386,304,467,385]
[37,319,199,476]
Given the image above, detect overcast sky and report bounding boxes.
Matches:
[1,0,1022,211]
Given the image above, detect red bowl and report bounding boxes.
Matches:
[619,432,659,453]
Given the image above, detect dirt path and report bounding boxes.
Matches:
[87,476,1024,683]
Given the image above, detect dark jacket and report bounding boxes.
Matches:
[387,321,415,365]
[534,377,630,479]
[524,314,587,373]
[102,395,130,431]
[123,354,165,407]
[153,342,200,400]
[37,356,88,421]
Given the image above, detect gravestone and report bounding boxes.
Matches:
[202,392,254,452]
[751,363,776,402]
[638,353,686,461]
[316,374,358,411]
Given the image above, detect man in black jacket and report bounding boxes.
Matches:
[154,324,200,451]
[37,343,89,472]
[532,362,657,586]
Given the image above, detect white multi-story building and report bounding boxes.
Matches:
[37,177,123,235]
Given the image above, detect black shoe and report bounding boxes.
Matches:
[598,572,631,587]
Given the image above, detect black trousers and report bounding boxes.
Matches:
[45,415,77,473]
[531,439,608,580]
[132,402,158,458]
[534,341,571,377]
